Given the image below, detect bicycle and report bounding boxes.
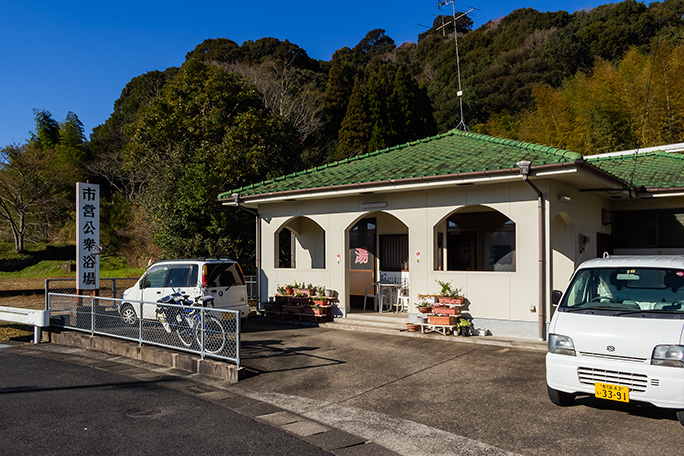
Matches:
[156,292,227,355]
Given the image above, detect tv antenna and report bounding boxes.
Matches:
[436,2,475,131]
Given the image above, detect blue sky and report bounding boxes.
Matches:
[0,1,610,146]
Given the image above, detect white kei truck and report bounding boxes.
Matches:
[546,255,684,425]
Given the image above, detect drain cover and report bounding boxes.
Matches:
[125,408,161,417]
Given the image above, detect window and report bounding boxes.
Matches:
[437,210,515,272]
[614,209,684,248]
[278,228,295,268]
[143,265,168,288]
[276,218,326,269]
[205,263,243,287]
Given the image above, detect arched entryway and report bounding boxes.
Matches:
[346,212,409,311]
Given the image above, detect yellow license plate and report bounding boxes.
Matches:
[594,382,629,403]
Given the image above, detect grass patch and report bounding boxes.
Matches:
[0,323,33,343]
[0,256,145,280]
[0,242,50,261]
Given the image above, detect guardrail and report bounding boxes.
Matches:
[0,306,49,344]
[47,293,240,366]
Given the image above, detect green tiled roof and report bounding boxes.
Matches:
[587,151,684,189]
[219,129,583,200]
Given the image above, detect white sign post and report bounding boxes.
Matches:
[76,182,100,292]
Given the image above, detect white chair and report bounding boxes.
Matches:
[392,287,410,313]
[364,281,387,312]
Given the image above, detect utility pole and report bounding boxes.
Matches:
[436,2,475,131]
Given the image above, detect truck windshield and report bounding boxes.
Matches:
[561,267,684,314]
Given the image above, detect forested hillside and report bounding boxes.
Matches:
[3,0,684,268]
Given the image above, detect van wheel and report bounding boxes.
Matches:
[120,304,138,326]
[676,410,684,426]
[547,385,576,406]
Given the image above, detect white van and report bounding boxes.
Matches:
[118,258,249,325]
[546,255,684,425]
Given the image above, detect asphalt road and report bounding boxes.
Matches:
[4,320,684,455]
[235,321,684,455]
[0,348,329,456]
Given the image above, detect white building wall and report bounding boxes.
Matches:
[257,180,557,338]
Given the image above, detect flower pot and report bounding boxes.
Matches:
[325,289,333,297]
[285,287,293,295]
[406,323,420,332]
[417,306,432,314]
[438,296,463,305]
[428,315,454,325]
[431,305,460,316]
[460,326,471,337]
[295,288,313,297]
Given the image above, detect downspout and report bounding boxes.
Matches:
[232,193,261,307]
[516,161,546,341]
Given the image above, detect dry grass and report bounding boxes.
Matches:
[0,323,32,343]
[0,278,45,291]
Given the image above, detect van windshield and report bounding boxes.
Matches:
[560,267,684,315]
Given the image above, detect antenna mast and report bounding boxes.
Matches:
[437,2,474,131]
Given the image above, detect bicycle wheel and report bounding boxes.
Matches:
[196,316,226,355]
[176,318,195,348]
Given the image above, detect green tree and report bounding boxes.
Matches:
[367,69,395,152]
[28,109,59,150]
[335,77,370,159]
[126,60,300,260]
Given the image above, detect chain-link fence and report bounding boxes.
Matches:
[244,275,257,302]
[47,293,240,366]
[45,278,138,301]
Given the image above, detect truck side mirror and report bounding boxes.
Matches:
[551,290,562,305]
[140,276,149,289]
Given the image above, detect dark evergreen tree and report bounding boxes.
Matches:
[335,77,370,159]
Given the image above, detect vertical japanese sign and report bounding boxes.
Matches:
[76,183,99,290]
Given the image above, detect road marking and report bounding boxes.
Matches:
[240,390,521,456]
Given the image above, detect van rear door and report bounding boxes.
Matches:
[204,262,247,310]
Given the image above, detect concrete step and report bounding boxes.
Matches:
[319,321,404,336]
[342,312,408,325]
[320,312,409,335]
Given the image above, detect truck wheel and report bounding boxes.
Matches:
[676,410,684,426]
[120,304,138,326]
[547,385,576,406]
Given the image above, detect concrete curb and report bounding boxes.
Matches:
[46,328,240,383]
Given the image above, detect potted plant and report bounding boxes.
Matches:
[285,283,294,295]
[428,313,454,325]
[276,284,286,296]
[435,280,464,305]
[457,317,472,336]
[416,299,432,314]
[312,292,327,306]
[405,322,421,332]
[296,282,314,297]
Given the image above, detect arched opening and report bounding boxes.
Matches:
[434,205,516,272]
[346,212,409,310]
[275,217,326,269]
